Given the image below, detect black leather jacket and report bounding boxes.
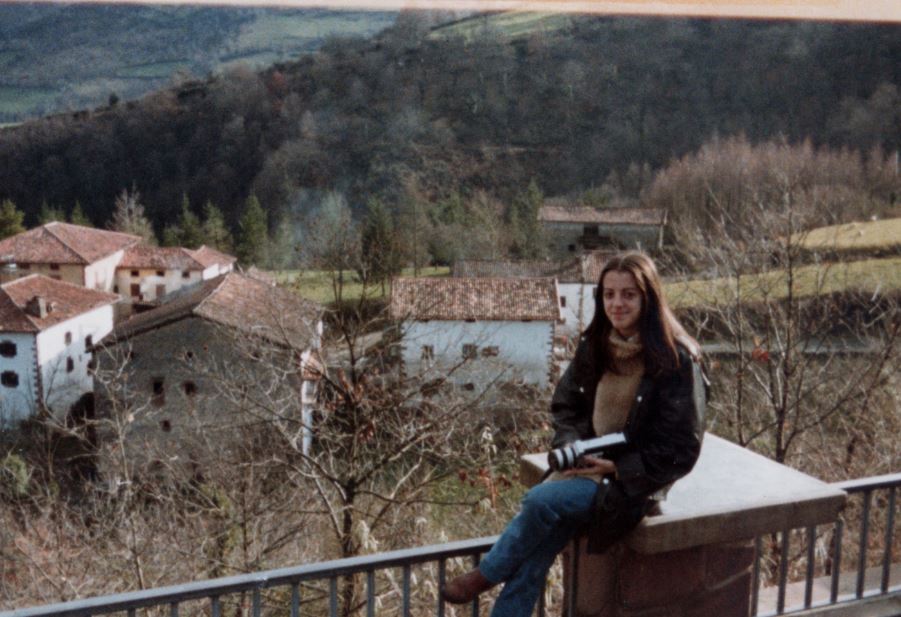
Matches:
[550,337,706,553]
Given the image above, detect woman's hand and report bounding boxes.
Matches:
[561,455,616,478]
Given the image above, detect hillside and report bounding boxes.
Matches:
[794,217,901,253]
[0,4,395,122]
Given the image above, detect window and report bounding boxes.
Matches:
[583,224,599,236]
[1,371,18,387]
[85,334,93,349]
[183,381,197,396]
[152,377,165,406]
[0,341,16,357]
[568,244,576,252]
[421,345,434,361]
[184,350,194,361]
[130,270,139,277]
[66,357,74,372]
[182,270,190,279]
[462,383,475,391]
[159,419,172,432]
[49,263,60,270]
[560,296,567,308]
[481,346,499,357]
[64,332,72,345]
[462,344,477,359]
[130,283,140,297]
[155,269,164,277]
[113,284,119,293]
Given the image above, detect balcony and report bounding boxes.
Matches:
[2,436,898,617]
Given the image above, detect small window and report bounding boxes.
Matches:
[464,318,476,323]
[183,381,197,397]
[421,345,434,361]
[462,344,477,359]
[64,332,72,345]
[66,357,74,373]
[155,270,164,277]
[462,383,475,391]
[182,270,190,279]
[560,296,567,308]
[49,263,60,271]
[113,284,119,293]
[0,341,16,357]
[152,377,165,406]
[568,244,576,252]
[130,284,140,297]
[1,371,18,387]
[159,419,172,432]
[184,350,194,361]
[85,335,93,349]
[131,270,139,277]
[481,346,499,357]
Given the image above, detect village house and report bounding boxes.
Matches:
[114,244,236,302]
[453,251,609,338]
[0,274,117,425]
[94,272,323,466]
[538,200,666,257]
[0,222,140,291]
[389,277,561,390]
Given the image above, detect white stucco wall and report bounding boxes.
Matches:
[0,333,38,426]
[201,262,234,280]
[115,268,203,302]
[558,282,598,338]
[15,263,84,286]
[84,250,125,291]
[37,304,115,418]
[401,320,555,389]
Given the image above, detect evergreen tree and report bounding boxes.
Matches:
[69,201,93,227]
[38,201,66,224]
[236,194,269,266]
[508,179,545,259]
[201,201,234,253]
[110,187,157,245]
[162,195,204,248]
[0,200,25,240]
[360,197,402,290]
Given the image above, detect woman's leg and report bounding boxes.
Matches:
[480,478,598,617]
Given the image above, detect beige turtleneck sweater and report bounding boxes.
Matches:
[593,332,644,437]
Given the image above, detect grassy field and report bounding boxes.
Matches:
[429,12,572,41]
[116,61,188,79]
[236,11,393,51]
[794,217,901,252]
[280,267,449,304]
[664,256,901,309]
[0,86,56,117]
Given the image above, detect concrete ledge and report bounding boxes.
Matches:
[520,434,847,554]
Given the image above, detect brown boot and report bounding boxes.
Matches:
[441,568,494,604]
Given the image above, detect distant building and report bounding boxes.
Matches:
[0,222,140,291]
[390,277,561,389]
[538,201,666,257]
[0,274,117,425]
[453,251,609,337]
[95,273,323,467]
[114,245,236,302]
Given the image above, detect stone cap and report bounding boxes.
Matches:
[520,433,847,554]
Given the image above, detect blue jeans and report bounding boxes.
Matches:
[479,477,599,617]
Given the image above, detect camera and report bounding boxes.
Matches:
[547,432,629,471]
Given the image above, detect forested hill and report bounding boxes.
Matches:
[0,4,396,122]
[0,14,899,241]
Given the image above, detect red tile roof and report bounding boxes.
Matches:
[0,222,140,265]
[0,275,118,332]
[109,273,321,349]
[390,277,561,322]
[538,205,666,226]
[187,245,237,269]
[118,245,205,270]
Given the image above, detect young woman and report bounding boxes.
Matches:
[441,252,706,616]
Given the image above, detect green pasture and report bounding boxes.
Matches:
[429,12,572,41]
[665,256,901,309]
[794,217,901,252]
[235,12,394,52]
[279,266,450,304]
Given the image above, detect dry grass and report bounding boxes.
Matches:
[794,217,901,252]
[665,257,901,309]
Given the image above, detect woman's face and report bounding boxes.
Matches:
[602,270,643,338]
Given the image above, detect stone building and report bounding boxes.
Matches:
[390,277,561,390]
[538,202,666,257]
[95,272,323,471]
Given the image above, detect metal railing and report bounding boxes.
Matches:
[4,473,899,617]
[753,472,901,616]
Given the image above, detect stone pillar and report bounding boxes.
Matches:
[520,435,847,617]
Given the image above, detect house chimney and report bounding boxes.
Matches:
[25,296,49,319]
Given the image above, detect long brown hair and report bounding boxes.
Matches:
[585,252,697,376]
